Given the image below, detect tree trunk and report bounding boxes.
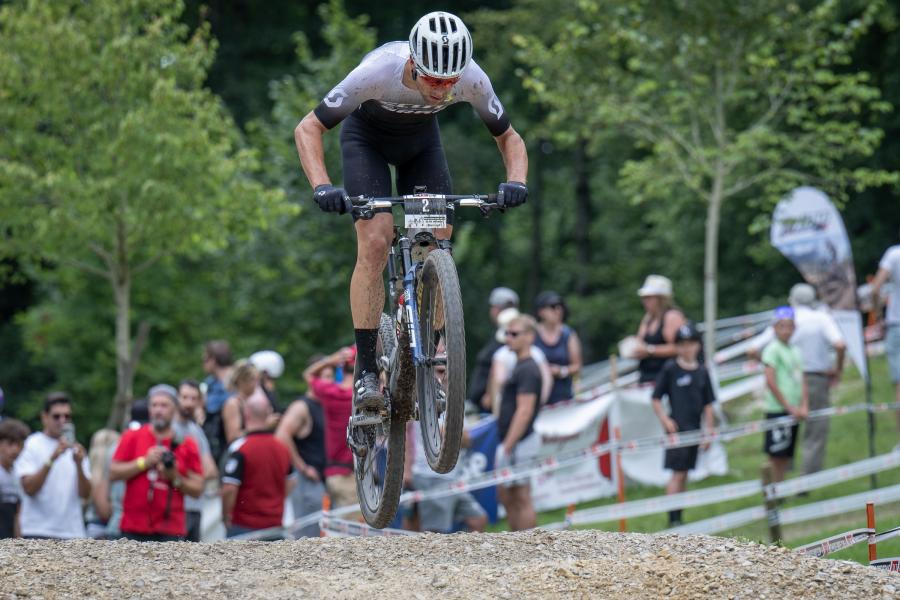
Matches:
[527,138,545,302]
[107,214,135,430]
[573,138,591,295]
[703,175,724,368]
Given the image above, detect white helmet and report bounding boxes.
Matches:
[249,350,285,379]
[408,11,473,79]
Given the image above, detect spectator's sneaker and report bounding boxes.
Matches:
[354,371,385,411]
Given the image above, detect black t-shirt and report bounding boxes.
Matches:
[293,396,326,481]
[652,359,715,431]
[0,465,19,539]
[468,339,503,409]
[498,357,543,440]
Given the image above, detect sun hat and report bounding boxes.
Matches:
[788,283,816,307]
[637,275,673,298]
[249,350,285,379]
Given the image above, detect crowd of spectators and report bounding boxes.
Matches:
[0,252,896,539]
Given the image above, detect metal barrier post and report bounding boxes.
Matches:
[867,501,877,561]
[761,464,782,543]
[614,426,626,532]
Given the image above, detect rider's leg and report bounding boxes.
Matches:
[351,212,394,376]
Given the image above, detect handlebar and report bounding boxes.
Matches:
[345,193,501,219]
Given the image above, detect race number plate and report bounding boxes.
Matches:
[404,197,447,229]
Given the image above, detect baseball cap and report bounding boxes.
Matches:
[148,383,179,405]
[637,275,673,298]
[773,305,795,322]
[788,283,816,307]
[535,290,564,309]
[489,287,519,308]
[675,321,701,342]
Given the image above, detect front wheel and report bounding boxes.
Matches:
[354,313,405,528]
[416,249,466,474]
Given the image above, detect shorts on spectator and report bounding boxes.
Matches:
[764,412,799,458]
[495,432,540,489]
[412,474,486,532]
[887,325,900,383]
[291,475,326,538]
[664,444,699,472]
[326,473,358,508]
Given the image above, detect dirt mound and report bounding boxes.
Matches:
[1,530,896,599]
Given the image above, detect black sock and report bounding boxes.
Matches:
[668,510,683,525]
[354,329,379,374]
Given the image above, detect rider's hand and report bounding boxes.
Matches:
[497,181,527,208]
[313,184,348,214]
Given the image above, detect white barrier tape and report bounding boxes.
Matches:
[667,483,900,537]
[870,557,900,572]
[767,451,900,500]
[318,515,418,538]
[876,526,900,544]
[795,528,874,558]
[283,400,900,532]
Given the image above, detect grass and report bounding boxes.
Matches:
[489,356,900,565]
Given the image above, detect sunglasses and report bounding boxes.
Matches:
[505,329,527,338]
[50,413,72,421]
[417,69,460,88]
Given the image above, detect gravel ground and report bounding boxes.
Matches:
[1,530,897,599]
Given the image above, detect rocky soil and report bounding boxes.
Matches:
[1,529,897,599]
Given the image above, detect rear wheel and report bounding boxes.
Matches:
[416,249,466,474]
[354,313,405,528]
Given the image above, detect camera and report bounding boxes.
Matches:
[161,450,176,470]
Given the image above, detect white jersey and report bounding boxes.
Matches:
[313,42,510,136]
[880,245,900,325]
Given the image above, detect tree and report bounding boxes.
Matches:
[515,0,897,355]
[0,0,287,427]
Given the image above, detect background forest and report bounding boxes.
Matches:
[1,0,899,435]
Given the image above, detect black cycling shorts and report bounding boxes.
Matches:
[340,111,453,223]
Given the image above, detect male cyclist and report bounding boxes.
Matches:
[294,11,529,410]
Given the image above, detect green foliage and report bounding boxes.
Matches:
[0,0,288,428]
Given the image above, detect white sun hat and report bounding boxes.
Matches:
[637,274,673,298]
[495,307,521,343]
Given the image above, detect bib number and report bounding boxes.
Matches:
[404,197,447,229]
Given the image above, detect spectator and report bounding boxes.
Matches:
[275,361,327,538]
[469,287,519,412]
[110,384,203,542]
[84,428,120,538]
[304,347,357,508]
[871,241,900,443]
[202,340,234,463]
[634,275,686,384]
[495,314,542,531]
[250,350,285,410]
[651,322,716,526]
[486,308,553,413]
[15,392,90,539]
[749,284,846,476]
[0,419,29,539]
[762,307,809,483]
[175,379,219,542]
[221,361,262,449]
[404,399,487,533]
[534,291,583,405]
[222,389,295,539]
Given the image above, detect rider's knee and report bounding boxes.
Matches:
[357,230,392,265]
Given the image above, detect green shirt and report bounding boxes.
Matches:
[762,339,803,413]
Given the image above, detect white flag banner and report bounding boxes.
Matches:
[770,186,868,380]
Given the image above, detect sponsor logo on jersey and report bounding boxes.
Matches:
[488,95,504,119]
[377,100,447,115]
[324,88,348,108]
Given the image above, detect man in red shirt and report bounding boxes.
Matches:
[303,347,356,508]
[110,384,203,541]
[222,389,294,539]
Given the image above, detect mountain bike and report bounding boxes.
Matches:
[345,189,499,528]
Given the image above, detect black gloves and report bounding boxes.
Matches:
[498,181,528,208]
[313,184,348,214]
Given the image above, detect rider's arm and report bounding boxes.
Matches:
[494,126,528,183]
[294,112,332,189]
